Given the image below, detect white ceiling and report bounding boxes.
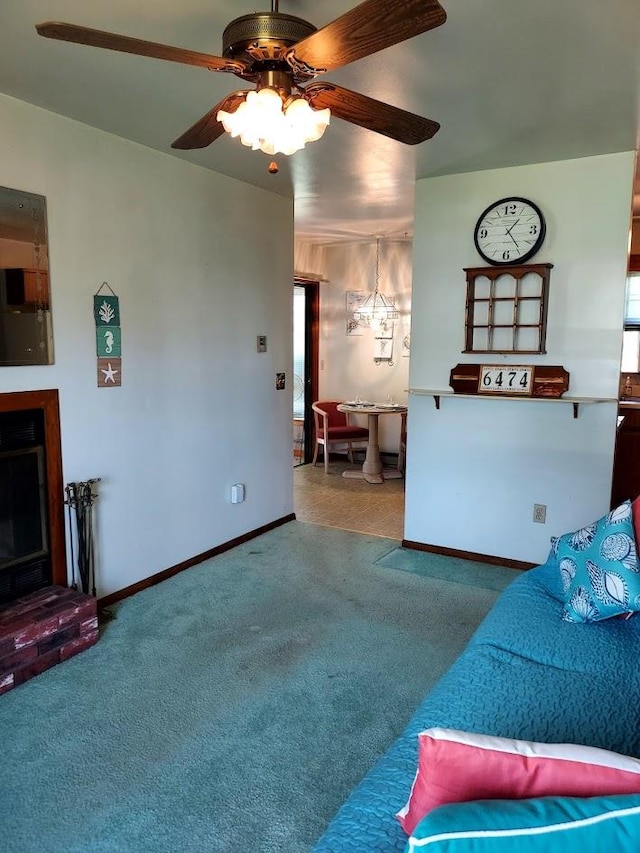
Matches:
[0,0,638,242]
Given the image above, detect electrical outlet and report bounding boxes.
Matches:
[533,503,547,524]
[230,484,245,504]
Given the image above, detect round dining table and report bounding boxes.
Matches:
[337,402,408,484]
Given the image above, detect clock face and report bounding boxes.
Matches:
[474,197,545,265]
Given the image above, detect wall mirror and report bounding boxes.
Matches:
[0,186,53,365]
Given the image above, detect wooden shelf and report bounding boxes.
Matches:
[408,388,617,419]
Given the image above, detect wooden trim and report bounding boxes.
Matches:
[99,513,296,608]
[294,278,320,465]
[0,390,66,587]
[401,538,535,571]
[629,255,640,273]
[307,282,320,462]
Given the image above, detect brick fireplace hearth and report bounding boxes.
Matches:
[0,585,98,694]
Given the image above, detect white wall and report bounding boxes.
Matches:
[406,152,635,563]
[295,239,412,452]
[0,93,294,598]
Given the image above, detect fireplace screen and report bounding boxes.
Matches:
[0,447,48,570]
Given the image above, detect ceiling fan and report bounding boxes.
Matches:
[36,0,446,157]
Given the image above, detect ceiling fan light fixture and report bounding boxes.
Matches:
[217,87,330,156]
[36,1,446,154]
[284,97,330,144]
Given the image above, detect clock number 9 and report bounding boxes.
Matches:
[479,228,488,239]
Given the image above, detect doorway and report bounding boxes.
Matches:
[293,279,319,466]
[292,277,405,540]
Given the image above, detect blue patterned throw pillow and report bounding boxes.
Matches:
[551,500,640,622]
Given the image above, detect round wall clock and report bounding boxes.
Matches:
[473,197,546,265]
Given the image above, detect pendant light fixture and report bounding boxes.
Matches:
[353,237,399,328]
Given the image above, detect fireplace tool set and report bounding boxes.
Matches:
[64,479,101,597]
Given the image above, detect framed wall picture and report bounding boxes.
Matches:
[346,290,366,336]
[375,317,394,339]
[373,338,393,360]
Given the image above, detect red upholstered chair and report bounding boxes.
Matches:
[312,401,369,474]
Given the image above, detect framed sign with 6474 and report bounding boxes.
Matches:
[479,365,533,395]
[449,363,569,399]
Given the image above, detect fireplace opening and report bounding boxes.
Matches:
[0,408,52,604]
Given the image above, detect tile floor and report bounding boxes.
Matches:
[293,455,405,540]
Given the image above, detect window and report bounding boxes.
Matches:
[622,273,640,373]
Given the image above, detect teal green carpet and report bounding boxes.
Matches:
[0,523,508,853]
[376,547,522,591]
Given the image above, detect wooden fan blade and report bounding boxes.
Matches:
[286,0,446,75]
[171,91,250,150]
[36,22,247,75]
[303,83,439,144]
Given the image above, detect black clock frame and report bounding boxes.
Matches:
[473,196,546,266]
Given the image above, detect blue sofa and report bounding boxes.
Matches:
[313,559,640,852]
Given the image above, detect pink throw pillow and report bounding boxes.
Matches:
[397,728,640,836]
